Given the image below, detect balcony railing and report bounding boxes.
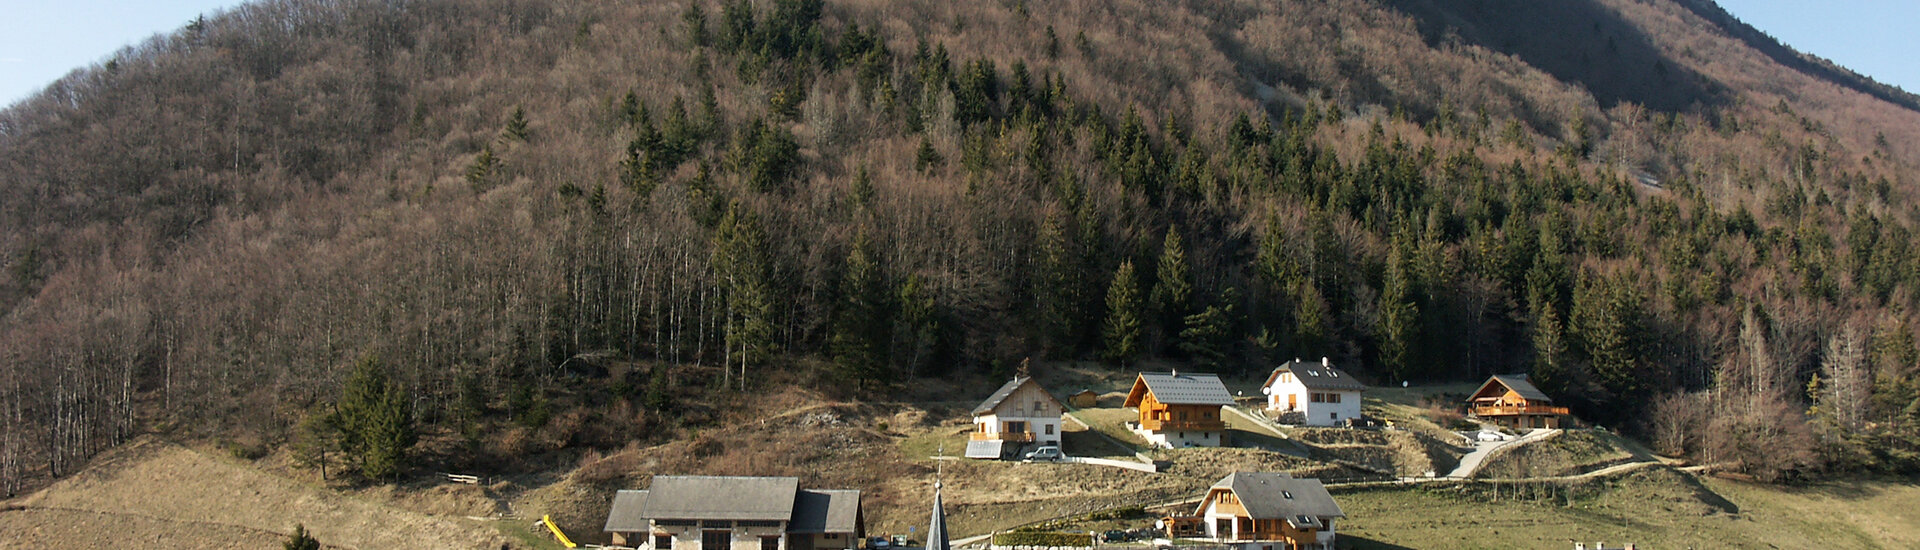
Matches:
[1141,419,1226,432]
[970,431,1037,442]
[1470,404,1569,417]
[1219,532,1297,542]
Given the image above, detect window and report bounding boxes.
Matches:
[1178,411,1189,420]
[1327,393,1341,403]
[1204,411,1213,419]
[1034,400,1043,412]
[1330,412,1337,420]
[1310,393,1324,403]
[657,535,674,550]
[1045,424,1054,435]
[761,536,780,550]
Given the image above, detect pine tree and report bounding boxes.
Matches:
[831,229,891,391]
[503,105,529,142]
[1570,272,1644,399]
[285,524,321,550]
[1103,260,1144,365]
[1291,280,1328,354]
[334,356,415,480]
[464,144,499,188]
[645,366,672,412]
[894,274,937,378]
[1529,299,1570,396]
[1377,249,1419,382]
[915,136,943,174]
[1036,209,1082,355]
[1150,229,1193,345]
[1180,289,1238,371]
[290,410,339,480]
[713,205,775,389]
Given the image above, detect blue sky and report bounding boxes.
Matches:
[1,1,1918,109]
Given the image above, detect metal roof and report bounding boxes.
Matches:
[603,490,650,532]
[971,376,1060,415]
[1128,372,1234,406]
[1263,360,1366,391]
[964,439,1005,459]
[788,490,861,534]
[1209,472,1344,528]
[926,485,950,550]
[639,476,800,521]
[1481,374,1552,403]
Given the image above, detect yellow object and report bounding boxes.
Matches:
[541,514,578,548]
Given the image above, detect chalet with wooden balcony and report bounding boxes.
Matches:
[1466,374,1568,430]
[1123,371,1233,448]
[1260,358,1364,427]
[603,475,863,550]
[964,376,1062,459]
[1168,472,1344,550]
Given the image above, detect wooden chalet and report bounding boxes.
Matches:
[1466,374,1568,430]
[1068,389,1099,408]
[1123,371,1233,448]
[1163,472,1345,550]
[603,476,862,550]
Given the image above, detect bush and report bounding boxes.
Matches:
[992,532,1092,547]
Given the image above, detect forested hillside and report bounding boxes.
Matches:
[4,0,1920,495]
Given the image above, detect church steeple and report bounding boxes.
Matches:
[927,445,950,550]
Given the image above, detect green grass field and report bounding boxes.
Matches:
[1334,469,1920,549]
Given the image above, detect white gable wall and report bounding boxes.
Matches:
[973,381,1063,445]
[1263,375,1362,427]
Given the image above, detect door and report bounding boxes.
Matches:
[1287,393,1297,411]
[703,531,732,550]
[761,536,781,550]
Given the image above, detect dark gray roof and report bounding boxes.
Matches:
[1489,374,1552,403]
[971,377,1058,415]
[926,485,949,550]
[1134,372,1234,406]
[789,490,861,534]
[603,490,650,532]
[1211,472,1343,529]
[639,476,799,521]
[1266,360,1366,391]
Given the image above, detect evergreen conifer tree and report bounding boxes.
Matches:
[831,230,891,391]
[334,356,415,480]
[1150,229,1193,346]
[1103,261,1143,365]
[285,524,321,550]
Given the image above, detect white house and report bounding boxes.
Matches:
[1260,358,1364,427]
[603,476,862,550]
[964,376,1063,459]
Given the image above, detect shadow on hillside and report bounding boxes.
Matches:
[1379,0,1726,114]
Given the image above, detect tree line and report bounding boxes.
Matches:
[0,0,1916,489]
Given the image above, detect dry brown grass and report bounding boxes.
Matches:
[8,436,513,549]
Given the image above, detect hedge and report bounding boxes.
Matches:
[991,532,1094,547]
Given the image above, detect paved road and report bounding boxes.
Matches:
[1443,428,1559,478]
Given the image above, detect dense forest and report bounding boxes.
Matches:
[4,0,1920,493]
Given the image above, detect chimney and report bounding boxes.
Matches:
[1321,356,1329,367]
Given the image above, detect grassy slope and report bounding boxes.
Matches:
[4,436,514,549]
[1337,469,1920,549]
